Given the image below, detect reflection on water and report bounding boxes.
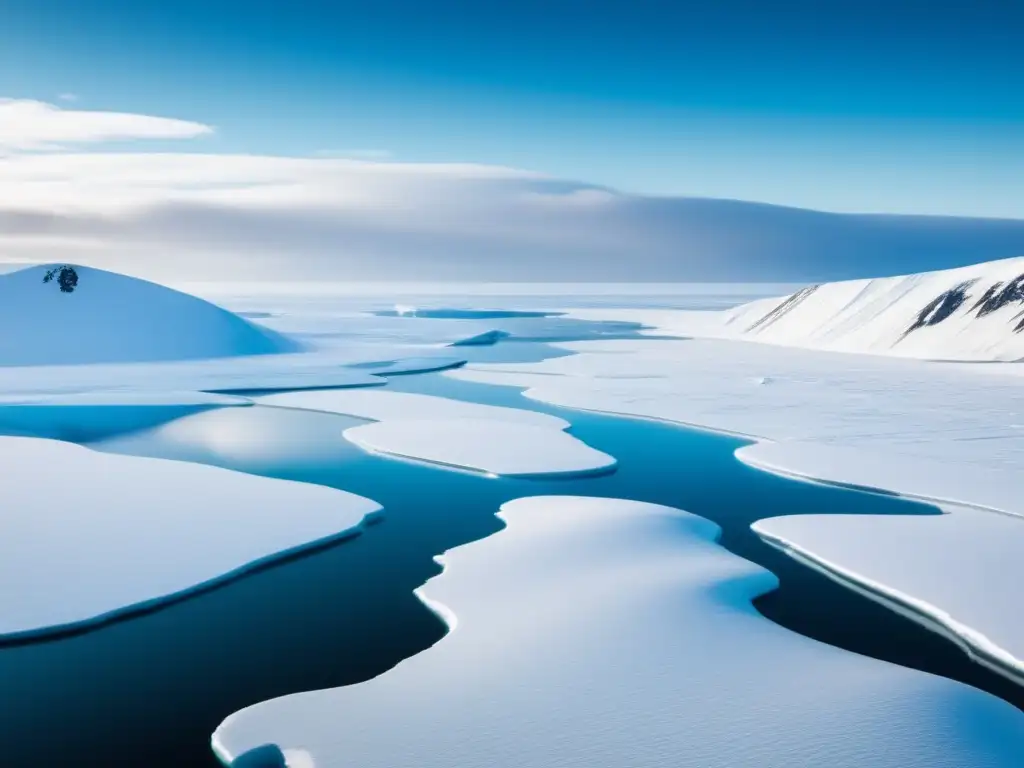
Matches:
[0,373,1021,768]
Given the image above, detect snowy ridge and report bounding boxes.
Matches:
[718,256,1024,360]
[560,256,1024,361]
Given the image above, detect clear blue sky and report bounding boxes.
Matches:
[2,0,1022,216]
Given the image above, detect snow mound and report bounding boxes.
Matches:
[213,495,1024,768]
[0,436,381,640]
[0,264,298,366]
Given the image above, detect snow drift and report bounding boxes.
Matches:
[0,264,297,366]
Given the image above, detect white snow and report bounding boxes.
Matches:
[0,436,381,639]
[256,389,606,477]
[564,256,1024,361]
[753,507,1024,684]
[344,419,614,477]
[213,496,1024,768]
[448,332,1024,676]
[0,264,297,365]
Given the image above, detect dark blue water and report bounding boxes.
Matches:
[0,372,1021,768]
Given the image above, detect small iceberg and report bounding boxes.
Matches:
[449,330,511,347]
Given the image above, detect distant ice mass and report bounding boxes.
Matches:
[0,437,380,640]
[213,496,1024,768]
[0,264,296,366]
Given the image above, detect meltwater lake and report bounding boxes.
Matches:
[1,338,1021,767]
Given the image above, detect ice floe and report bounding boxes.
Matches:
[448,334,1024,674]
[0,436,380,640]
[345,419,614,478]
[753,508,1024,684]
[213,496,1024,768]
[256,389,606,477]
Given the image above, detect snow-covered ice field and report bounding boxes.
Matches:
[0,436,381,640]
[3,259,1024,766]
[214,496,1024,768]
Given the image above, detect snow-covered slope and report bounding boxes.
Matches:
[0,264,297,366]
[566,256,1024,361]
[717,256,1024,360]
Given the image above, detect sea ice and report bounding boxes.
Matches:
[0,436,381,640]
[344,419,614,477]
[447,333,1024,673]
[213,496,1024,768]
[753,507,1024,683]
[256,389,605,477]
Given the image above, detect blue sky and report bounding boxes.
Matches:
[2,1,1022,216]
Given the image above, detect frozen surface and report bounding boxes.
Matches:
[566,256,1024,361]
[0,437,380,639]
[0,390,251,441]
[450,332,1024,682]
[450,337,1024,472]
[257,389,601,477]
[256,389,568,430]
[344,419,614,478]
[214,496,1024,768]
[0,264,296,366]
[737,441,1024,518]
[753,507,1024,682]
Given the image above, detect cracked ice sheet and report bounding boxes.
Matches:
[213,496,1024,768]
[448,336,1024,684]
[753,505,1024,683]
[0,436,380,640]
[258,389,612,478]
[448,337,1024,472]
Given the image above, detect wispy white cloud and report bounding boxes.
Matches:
[0,99,212,151]
[3,149,1024,282]
[314,148,395,160]
[1,97,1023,282]
[57,93,79,103]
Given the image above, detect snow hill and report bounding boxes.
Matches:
[0,264,297,366]
[669,256,1024,362]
